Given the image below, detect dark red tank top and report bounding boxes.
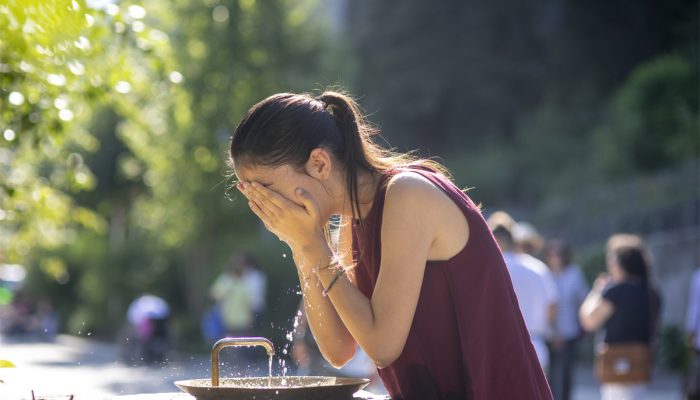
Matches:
[351,167,552,400]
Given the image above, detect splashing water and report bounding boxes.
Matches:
[268,354,273,387]
[279,309,305,379]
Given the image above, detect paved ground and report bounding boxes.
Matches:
[570,358,684,400]
[0,334,686,399]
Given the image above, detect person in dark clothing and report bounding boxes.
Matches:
[579,234,661,400]
[230,90,552,399]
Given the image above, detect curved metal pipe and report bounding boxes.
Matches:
[211,337,275,386]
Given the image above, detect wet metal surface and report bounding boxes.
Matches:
[175,376,369,400]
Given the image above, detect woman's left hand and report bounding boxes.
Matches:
[238,181,325,250]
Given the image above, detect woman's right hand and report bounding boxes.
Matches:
[593,272,611,292]
[237,181,326,252]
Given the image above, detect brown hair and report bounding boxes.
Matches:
[606,234,652,284]
[544,239,573,267]
[229,90,450,227]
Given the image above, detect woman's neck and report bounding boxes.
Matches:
[336,169,381,221]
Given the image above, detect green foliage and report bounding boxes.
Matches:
[2,0,343,346]
[0,0,180,263]
[658,325,691,372]
[594,54,700,177]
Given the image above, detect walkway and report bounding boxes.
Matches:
[0,334,685,399]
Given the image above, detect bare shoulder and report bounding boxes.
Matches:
[382,170,448,235]
[384,170,444,206]
[384,170,470,261]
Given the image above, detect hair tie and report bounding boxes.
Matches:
[316,97,336,117]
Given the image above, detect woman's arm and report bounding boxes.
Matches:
[288,216,361,368]
[292,240,358,367]
[238,181,358,367]
[296,173,448,368]
[578,274,615,332]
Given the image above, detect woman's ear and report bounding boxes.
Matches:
[305,148,332,180]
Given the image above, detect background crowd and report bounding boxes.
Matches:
[0,0,698,399]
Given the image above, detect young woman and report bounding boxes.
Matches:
[579,234,662,400]
[231,91,552,399]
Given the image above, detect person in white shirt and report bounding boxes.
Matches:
[490,221,559,370]
[513,221,545,258]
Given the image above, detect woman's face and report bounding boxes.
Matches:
[606,251,625,281]
[545,250,563,271]
[233,161,335,221]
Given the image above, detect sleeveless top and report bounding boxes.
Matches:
[351,167,552,400]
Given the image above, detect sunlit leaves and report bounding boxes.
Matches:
[0,0,178,263]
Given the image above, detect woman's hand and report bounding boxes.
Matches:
[592,272,611,292]
[237,181,325,250]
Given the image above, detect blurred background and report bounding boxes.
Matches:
[0,0,698,398]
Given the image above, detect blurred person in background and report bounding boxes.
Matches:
[510,221,557,300]
[579,234,661,400]
[489,215,559,371]
[513,221,545,258]
[511,220,559,328]
[202,253,266,349]
[1,291,56,339]
[239,252,268,331]
[543,239,589,400]
[2,291,36,336]
[121,293,171,363]
[210,252,255,337]
[685,268,700,400]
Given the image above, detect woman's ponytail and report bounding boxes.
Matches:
[316,91,376,219]
[230,89,451,224]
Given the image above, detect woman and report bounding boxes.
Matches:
[543,239,588,400]
[579,234,661,400]
[231,91,552,399]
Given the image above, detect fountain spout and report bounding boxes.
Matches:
[211,337,276,387]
